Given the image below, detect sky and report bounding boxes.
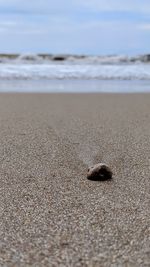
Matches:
[0,0,150,55]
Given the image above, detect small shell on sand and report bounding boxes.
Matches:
[87,163,112,181]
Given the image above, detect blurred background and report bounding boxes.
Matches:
[0,0,150,91]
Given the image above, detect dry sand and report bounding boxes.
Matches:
[0,93,149,266]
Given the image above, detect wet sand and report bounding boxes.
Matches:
[0,93,149,266]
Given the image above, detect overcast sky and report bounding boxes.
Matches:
[0,0,150,55]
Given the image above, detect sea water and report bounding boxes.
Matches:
[0,54,150,92]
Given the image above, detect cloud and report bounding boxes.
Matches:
[0,0,150,14]
[0,0,150,54]
[139,23,150,31]
[0,0,76,14]
[0,20,16,27]
[76,0,150,14]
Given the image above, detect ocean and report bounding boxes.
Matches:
[0,54,150,92]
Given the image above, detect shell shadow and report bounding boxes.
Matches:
[87,168,113,182]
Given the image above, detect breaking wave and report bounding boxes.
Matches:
[1,53,150,64]
[0,54,150,80]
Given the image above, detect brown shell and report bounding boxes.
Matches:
[87,163,112,181]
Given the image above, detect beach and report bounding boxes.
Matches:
[0,93,149,266]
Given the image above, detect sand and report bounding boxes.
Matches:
[0,93,149,266]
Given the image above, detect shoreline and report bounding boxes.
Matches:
[0,79,150,93]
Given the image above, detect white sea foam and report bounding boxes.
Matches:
[0,63,150,80]
[0,54,150,80]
